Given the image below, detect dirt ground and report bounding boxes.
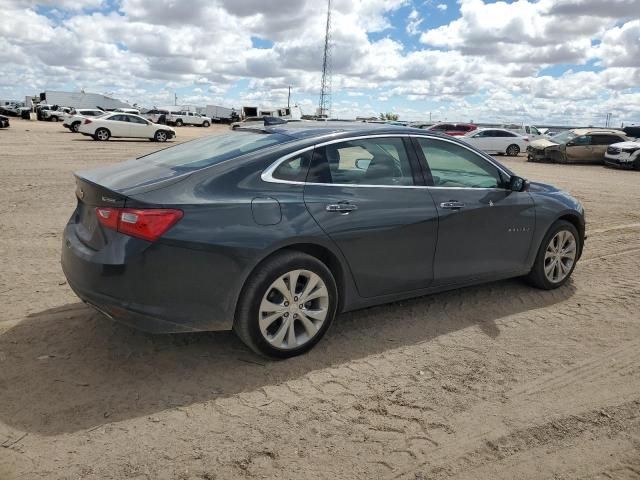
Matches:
[0,119,639,480]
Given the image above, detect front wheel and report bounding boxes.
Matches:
[175,119,183,127]
[506,144,520,156]
[154,130,168,142]
[234,251,338,358]
[526,220,580,289]
[202,121,210,127]
[71,122,81,133]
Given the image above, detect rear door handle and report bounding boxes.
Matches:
[326,202,358,214]
[440,201,465,210]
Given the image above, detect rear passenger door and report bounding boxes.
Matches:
[590,135,626,163]
[303,136,439,298]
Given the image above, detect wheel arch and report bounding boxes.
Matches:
[556,212,585,258]
[232,241,351,325]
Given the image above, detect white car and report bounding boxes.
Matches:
[461,128,529,156]
[41,107,71,122]
[604,140,640,170]
[167,111,211,127]
[78,112,176,142]
[63,109,106,132]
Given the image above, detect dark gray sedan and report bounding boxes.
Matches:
[62,123,585,357]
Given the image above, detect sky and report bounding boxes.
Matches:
[1,0,639,125]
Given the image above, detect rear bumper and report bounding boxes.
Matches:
[61,222,236,333]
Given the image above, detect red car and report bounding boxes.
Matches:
[425,123,477,137]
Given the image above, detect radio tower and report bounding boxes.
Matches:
[318,0,332,118]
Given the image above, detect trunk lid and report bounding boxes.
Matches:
[73,176,128,251]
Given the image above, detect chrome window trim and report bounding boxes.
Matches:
[260,133,512,191]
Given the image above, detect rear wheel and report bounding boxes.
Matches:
[154,130,168,142]
[506,144,520,156]
[234,251,338,358]
[94,128,110,141]
[175,119,183,127]
[526,220,580,289]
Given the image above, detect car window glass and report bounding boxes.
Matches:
[128,115,147,124]
[572,135,591,146]
[531,127,540,135]
[503,131,518,137]
[109,115,126,122]
[592,135,624,145]
[309,138,414,186]
[418,138,502,189]
[272,151,313,182]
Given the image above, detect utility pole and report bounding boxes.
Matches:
[318,0,332,118]
[174,93,178,106]
[287,86,291,109]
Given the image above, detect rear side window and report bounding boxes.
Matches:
[138,132,294,172]
[272,151,313,182]
[592,135,624,145]
[308,138,414,186]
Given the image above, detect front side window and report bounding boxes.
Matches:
[417,138,503,189]
[108,115,128,122]
[308,138,414,186]
[127,115,148,124]
[530,126,540,135]
[572,135,591,146]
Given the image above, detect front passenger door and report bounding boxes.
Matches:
[415,137,535,285]
[565,135,593,162]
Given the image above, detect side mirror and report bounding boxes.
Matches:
[355,159,371,170]
[509,175,528,192]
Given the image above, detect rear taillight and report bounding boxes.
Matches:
[95,207,183,242]
[84,119,92,124]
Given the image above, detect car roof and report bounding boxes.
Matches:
[237,121,427,140]
[571,128,626,135]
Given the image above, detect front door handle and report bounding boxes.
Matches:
[326,202,358,214]
[440,201,465,210]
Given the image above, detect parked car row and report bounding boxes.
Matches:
[527,127,639,168]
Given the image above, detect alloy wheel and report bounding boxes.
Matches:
[544,230,577,283]
[258,269,329,350]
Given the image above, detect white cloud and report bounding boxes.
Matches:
[0,0,638,124]
[436,4,447,11]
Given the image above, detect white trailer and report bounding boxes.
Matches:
[39,90,132,110]
[241,105,302,121]
[205,105,238,122]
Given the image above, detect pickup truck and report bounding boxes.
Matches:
[166,111,211,127]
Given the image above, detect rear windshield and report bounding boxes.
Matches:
[138,132,294,172]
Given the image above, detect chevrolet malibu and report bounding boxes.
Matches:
[62,124,585,358]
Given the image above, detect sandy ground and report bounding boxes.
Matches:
[0,119,639,480]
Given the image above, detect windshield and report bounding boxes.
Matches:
[550,131,577,144]
[138,132,294,172]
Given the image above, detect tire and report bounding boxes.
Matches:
[94,128,110,141]
[175,119,183,127]
[234,251,338,358]
[71,122,81,133]
[506,144,520,156]
[202,121,210,127]
[154,130,168,142]
[526,220,580,290]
